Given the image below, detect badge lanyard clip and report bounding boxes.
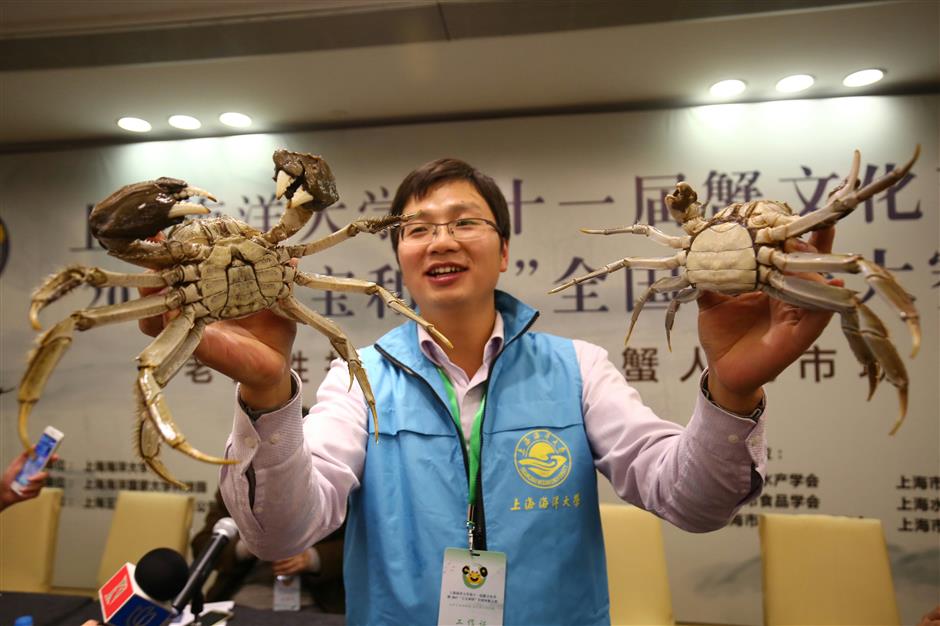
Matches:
[466,504,476,553]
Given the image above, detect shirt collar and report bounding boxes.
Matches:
[417,312,505,370]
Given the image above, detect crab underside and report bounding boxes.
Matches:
[551,147,921,434]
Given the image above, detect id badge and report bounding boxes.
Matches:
[438,548,507,626]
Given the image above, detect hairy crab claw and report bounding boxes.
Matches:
[89,177,213,245]
[27,179,213,328]
[169,188,216,216]
[272,149,339,210]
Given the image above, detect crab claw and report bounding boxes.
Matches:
[266,149,339,244]
[89,177,212,247]
[272,149,338,210]
[665,182,704,224]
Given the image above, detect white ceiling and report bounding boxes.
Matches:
[0,0,937,151]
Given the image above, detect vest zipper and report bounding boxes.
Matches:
[375,310,540,551]
[473,311,539,551]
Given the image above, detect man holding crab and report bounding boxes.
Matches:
[143,157,837,625]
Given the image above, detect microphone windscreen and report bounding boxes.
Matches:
[212,517,239,541]
[135,547,189,601]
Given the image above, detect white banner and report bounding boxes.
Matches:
[1,94,936,624]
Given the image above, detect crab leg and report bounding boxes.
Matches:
[548,254,683,294]
[665,286,700,351]
[264,202,316,245]
[760,249,920,356]
[136,311,232,489]
[18,291,180,452]
[276,295,380,440]
[282,215,403,259]
[293,271,452,349]
[763,269,908,432]
[755,146,920,244]
[854,303,909,435]
[580,224,691,249]
[763,271,880,399]
[29,265,172,330]
[625,274,690,346]
[102,237,212,269]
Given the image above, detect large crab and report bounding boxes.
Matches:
[18,149,450,488]
[550,147,920,434]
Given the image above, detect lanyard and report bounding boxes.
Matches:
[436,367,487,550]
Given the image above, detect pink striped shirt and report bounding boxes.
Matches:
[221,314,767,560]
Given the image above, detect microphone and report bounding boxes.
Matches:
[172,517,239,613]
[98,548,187,626]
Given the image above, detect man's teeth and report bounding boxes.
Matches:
[429,266,463,276]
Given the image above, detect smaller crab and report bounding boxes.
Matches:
[550,147,920,434]
[18,149,450,488]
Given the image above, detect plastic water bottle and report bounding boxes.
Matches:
[273,574,301,611]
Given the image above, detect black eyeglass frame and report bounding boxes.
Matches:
[395,217,500,244]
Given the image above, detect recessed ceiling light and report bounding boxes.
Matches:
[775,74,815,93]
[168,115,201,130]
[219,112,252,128]
[843,68,885,87]
[709,79,747,98]
[117,117,152,132]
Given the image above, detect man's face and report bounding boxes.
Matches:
[397,180,508,319]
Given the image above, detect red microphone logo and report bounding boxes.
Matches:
[100,565,134,616]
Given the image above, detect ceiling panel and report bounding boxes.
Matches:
[0,0,936,151]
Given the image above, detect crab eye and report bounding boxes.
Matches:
[462,565,470,575]
[479,566,487,578]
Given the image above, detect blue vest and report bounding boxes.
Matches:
[344,292,610,625]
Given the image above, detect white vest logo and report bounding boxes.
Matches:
[514,429,571,489]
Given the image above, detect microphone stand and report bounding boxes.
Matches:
[191,588,205,625]
[173,517,238,618]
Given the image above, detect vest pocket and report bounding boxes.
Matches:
[483,399,584,434]
[368,402,460,438]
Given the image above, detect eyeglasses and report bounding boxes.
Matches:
[397,217,499,245]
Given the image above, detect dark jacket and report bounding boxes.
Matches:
[191,490,345,614]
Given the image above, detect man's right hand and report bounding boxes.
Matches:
[138,286,297,412]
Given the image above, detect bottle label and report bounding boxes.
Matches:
[273,575,301,611]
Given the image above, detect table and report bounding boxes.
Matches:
[0,592,346,625]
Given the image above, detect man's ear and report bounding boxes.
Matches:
[499,239,509,272]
